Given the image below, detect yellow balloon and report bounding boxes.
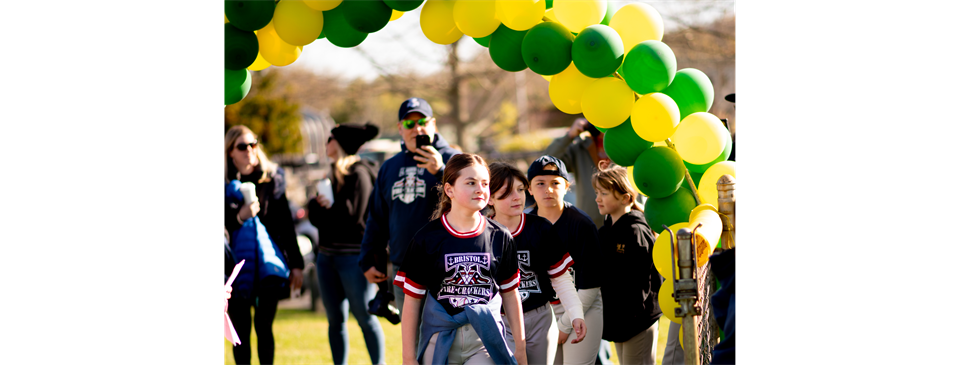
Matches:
[697,161,735,209]
[497,0,545,31]
[673,112,727,165]
[653,140,667,147]
[421,0,463,45]
[688,204,721,265]
[257,21,303,67]
[305,0,342,11]
[549,64,598,114]
[542,74,552,82]
[390,9,403,21]
[247,47,273,71]
[554,0,606,33]
[659,278,681,323]
[610,3,664,52]
[631,93,680,142]
[454,0,500,38]
[544,8,559,23]
[273,0,324,46]
[653,222,689,280]
[581,77,633,129]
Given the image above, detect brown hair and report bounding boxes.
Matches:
[591,161,643,211]
[486,162,529,218]
[431,153,489,220]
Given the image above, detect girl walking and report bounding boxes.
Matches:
[394,153,528,365]
[486,162,587,365]
[593,164,661,365]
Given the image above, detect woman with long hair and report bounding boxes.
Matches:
[486,162,587,365]
[224,125,304,365]
[394,153,528,365]
[307,123,386,365]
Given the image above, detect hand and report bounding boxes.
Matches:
[364,267,387,283]
[413,145,444,175]
[570,318,586,344]
[514,346,528,365]
[238,201,260,221]
[315,194,332,209]
[567,118,588,138]
[290,268,303,292]
[402,356,419,365]
[558,330,570,345]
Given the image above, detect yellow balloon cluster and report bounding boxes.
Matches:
[421,0,463,44]
[631,92,680,142]
[673,112,727,165]
[653,222,689,280]
[581,77,633,129]
[548,64,598,114]
[390,9,403,21]
[453,0,499,38]
[659,278,681,323]
[553,0,607,33]
[609,3,664,52]
[256,21,303,67]
[497,0,546,31]
[698,161,735,209]
[273,0,325,46]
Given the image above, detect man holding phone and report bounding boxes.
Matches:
[359,97,461,320]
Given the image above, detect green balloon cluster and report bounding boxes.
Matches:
[383,0,424,12]
[225,23,259,70]
[323,6,368,48]
[572,24,623,78]
[662,68,714,120]
[224,0,276,32]
[644,184,697,233]
[225,68,252,105]
[489,24,528,72]
[342,0,393,33]
[621,40,677,94]
[603,118,653,167]
[633,146,685,198]
[522,22,574,76]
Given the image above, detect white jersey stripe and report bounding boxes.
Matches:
[547,254,574,277]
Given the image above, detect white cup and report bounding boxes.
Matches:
[317,178,334,205]
[239,182,258,205]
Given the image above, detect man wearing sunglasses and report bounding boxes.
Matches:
[359,97,461,321]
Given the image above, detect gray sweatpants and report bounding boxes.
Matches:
[503,303,558,365]
[661,321,684,365]
[552,292,604,365]
[422,323,496,365]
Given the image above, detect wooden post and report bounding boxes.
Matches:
[717,174,735,249]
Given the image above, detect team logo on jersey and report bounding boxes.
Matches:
[391,166,426,204]
[616,244,625,254]
[517,250,540,302]
[439,253,494,308]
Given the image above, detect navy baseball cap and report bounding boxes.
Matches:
[527,155,572,183]
[398,97,433,121]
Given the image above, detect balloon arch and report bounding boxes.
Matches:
[225,1,735,304]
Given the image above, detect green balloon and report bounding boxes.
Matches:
[225,68,252,105]
[224,0,275,32]
[225,23,258,70]
[489,24,528,72]
[604,118,653,167]
[521,22,573,76]
[644,184,697,233]
[318,30,326,40]
[662,68,715,120]
[622,40,677,94]
[474,34,491,48]
[383,0,424,12]
[323,6,368,48]
[690,171,703,187]
[572,24,623,78]
[342,0,392,33]
[684,129,732,173]
[633,146,685,198]
[600,0,615,26]
[546,0,554,10]
[595,126,608,133]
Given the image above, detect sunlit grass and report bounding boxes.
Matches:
[224,308,673,364]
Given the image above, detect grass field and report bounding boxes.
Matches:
[225,308,673,365]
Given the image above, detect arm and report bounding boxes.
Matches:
[349,165,374,227]
[543,119,588,175]
[550,270,584,324]
[557,287,599,335]
[401,295,423,365]
[501,289,528,365]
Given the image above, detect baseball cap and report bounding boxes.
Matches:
[527,155,572,183]
[398,97,433,121]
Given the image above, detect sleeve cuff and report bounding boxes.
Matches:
[394,271,426,299]
[499,269,520,292]
[547,253,575,278]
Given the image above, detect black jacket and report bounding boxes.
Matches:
[225,165,305,274]
[599,210,663,342]
[307,159,378,255]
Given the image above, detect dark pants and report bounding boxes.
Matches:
[228,294,279,365]
[316,252,385,365]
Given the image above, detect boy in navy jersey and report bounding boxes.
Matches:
[527,156,605,365]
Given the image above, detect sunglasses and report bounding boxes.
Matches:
[235,140,258,151]
[402,117,430,129]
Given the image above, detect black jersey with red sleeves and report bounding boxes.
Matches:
[394,213,520,315]
[531,201,602,291]
[510,213,575,312]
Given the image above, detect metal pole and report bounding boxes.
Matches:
[717,175,736,249]
[674,227,701,365]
